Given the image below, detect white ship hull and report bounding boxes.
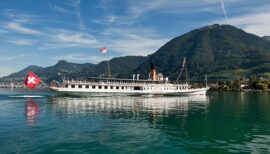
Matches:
[52,89,208,97]
[50,78,208,97]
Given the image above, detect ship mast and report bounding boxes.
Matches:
[175,57,187,83]
[185,60,188,84]
[175,57,188,83]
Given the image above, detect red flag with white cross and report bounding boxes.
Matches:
[100,47,108,53]
[24,71,41,89]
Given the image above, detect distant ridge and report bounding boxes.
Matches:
[4,65,44,79]
[3,56,147,81]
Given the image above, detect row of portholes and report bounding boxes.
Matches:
[65,84,187,91]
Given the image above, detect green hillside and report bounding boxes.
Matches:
[73,56,147,79]
[132,24,270,80]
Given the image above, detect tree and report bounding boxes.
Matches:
[249,75,257,89]
[232,76,241,91]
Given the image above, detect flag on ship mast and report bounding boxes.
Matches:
[100,47,108,53]
[24,71,42,89]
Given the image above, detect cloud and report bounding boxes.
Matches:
[52,31,98,46]
[93,0,239,26]
[2,9,37,24]
[0,67,16,77]
[109,37,167,56]
[220,0,229,23]
[107,15,116,23]
[73,0,85,30]
[8,39,35,46]
[52,5,70,13]
[0,54,26,62]
[38,30,99,49]
[127,0,238,17]
[230,12,270,36]
[214,4,270,36]
[0,56,16,61]
[6,22,43,35]
[102,28,168,55]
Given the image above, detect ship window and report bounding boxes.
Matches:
[122,87,124,90]
[92,85,96,89]
[134,86,141,90]
[105,86,108,89]
[110,86,113,89]
[98,86,102,89]
[65,85,68,88]
[85,85,89,88]
[78,85,82,88]
[116,86,119,89]
[71,85,75,88]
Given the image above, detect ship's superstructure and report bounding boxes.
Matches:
[50,59,208,96]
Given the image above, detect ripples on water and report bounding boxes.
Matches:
[0,89,270,153]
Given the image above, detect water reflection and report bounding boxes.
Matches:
[25,98,40,125]
[51,95,209,117]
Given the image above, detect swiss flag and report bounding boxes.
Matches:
[24,71,41,89]
[100,47,108,53]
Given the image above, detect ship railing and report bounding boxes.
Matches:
[63,78,189,87]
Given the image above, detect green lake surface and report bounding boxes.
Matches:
[0,88,270,153]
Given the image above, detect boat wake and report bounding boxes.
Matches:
[9,95,44,98]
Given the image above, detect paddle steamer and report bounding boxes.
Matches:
[50,60,208,96]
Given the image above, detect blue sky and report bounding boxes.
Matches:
[0,0,270,77]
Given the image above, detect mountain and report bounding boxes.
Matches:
[4,65,44,79]
[4,24,270,82]
[132,24,270,80]
[35,60,95,81]
[74,56,147,78]
[263,36,270,41]
[3,56,147,81]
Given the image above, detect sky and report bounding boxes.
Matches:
[0,0,270,77]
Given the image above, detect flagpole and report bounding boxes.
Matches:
[99,46,110,78]
[40,79,48,88]
[108,59,110,78]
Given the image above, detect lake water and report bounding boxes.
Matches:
[0,88,270,154]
